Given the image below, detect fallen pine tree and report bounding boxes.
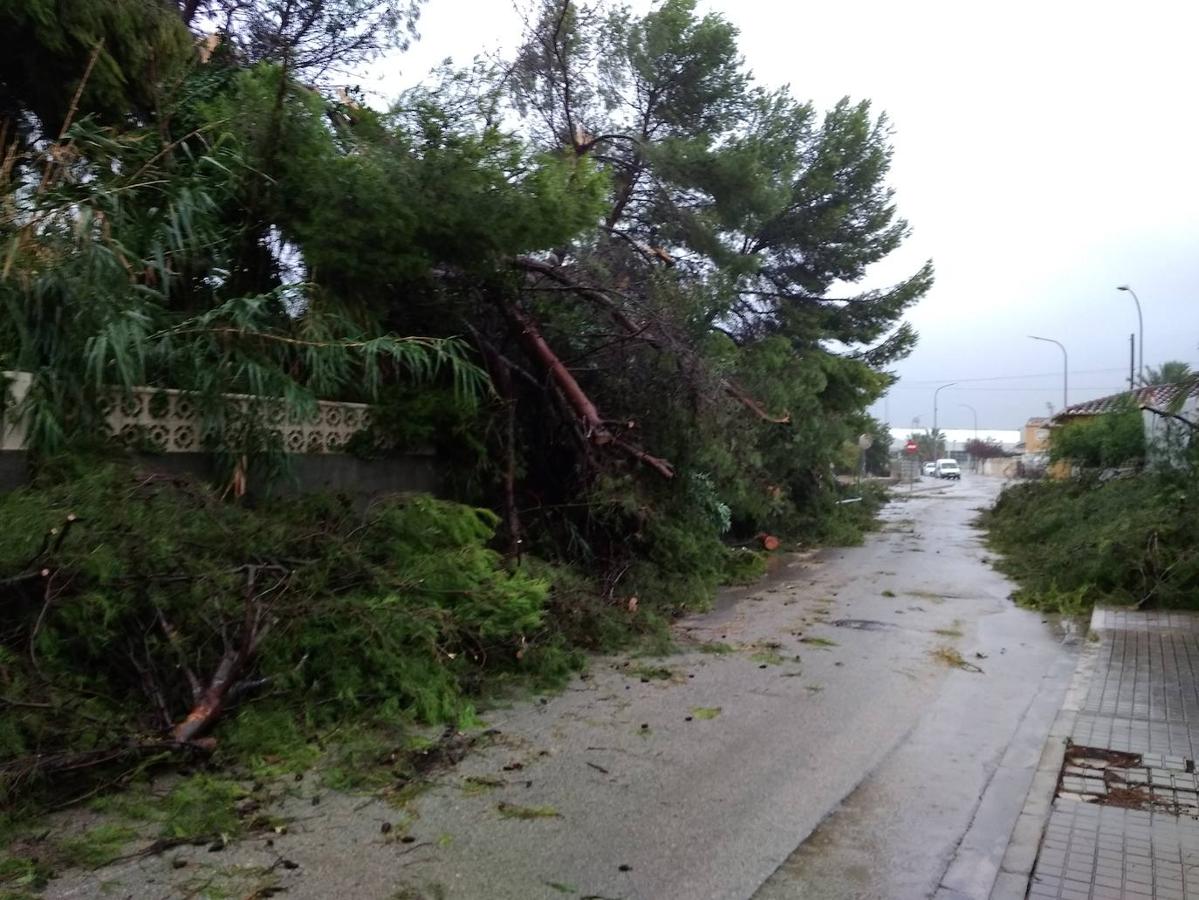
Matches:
[0,458,570,806]
[0,456,779,810]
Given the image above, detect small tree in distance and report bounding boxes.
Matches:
[965,437,1008,459]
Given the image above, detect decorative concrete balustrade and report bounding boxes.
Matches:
[0,371,373,453]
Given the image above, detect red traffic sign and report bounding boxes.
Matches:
[904,440,918,455]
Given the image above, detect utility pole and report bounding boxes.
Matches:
[1117,285,1144,384]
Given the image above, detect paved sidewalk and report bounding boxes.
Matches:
[1017,610,1199,900]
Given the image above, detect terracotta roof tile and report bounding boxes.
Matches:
[1056,382,1199,419]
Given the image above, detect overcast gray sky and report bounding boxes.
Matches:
[364,0,1199,431]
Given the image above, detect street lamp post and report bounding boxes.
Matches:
[1117,285,1144,384]
[932,382,956,457]
[959,403,978,440]
[1029,335,1068,411]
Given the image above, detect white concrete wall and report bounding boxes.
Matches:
[1143,396,1198,468]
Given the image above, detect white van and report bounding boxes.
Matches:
[935,458,961,480]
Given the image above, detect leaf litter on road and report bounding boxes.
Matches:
[799,636,838,648]
[930,646,983,673]
[497,802,561,820]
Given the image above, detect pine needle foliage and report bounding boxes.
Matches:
[0,460,567,804]
[983,467,1199,612]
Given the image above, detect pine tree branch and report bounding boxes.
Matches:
[512,256,790,425]
[498,294,674,479]
[1141,406,1199,432]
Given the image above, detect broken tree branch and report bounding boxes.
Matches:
[1141,406,1199,432]
[171,564,288,746]
[723,380,791,424]
[498,295,674,479]
[512,256,791,425]
[156,606,202,703]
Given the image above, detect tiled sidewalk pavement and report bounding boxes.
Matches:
[1026,610,1199,899]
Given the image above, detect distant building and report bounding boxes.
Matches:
[1023,417,1051,454]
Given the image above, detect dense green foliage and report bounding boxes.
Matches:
[0,463,566,795]
[983,469,1199,612]
[1049,403,1145,469]
[0,0,194,144]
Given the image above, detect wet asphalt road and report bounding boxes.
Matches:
[47,475,1081,900]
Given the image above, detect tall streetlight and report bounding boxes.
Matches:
[932,382,956,456]
[959,403,978,440]
[1029,335,1068,410]
[1116,285,1144,384]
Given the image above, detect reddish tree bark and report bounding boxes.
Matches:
[477,342,526,558]
[172,565,280,745]
[512,256,790,425]
[498,296,674,479]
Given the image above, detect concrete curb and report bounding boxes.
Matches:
[988,611,1103,899]
[933,626,1085,899]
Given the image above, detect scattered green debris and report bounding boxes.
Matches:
[722,548,770,585]
[906,590,948,603]
[630,665,674,681]
[933,621,964,638]
[881,589,896,598]
[55,824,139,869]
[799,636,838,648]
[696,641,736,655]
[690,707,722,720]
[0,0,904,831]
[158,776,249,842]
[545,882,579,895]
[930,646,983,673]
[496,802,561,820]
[750,648,785,666]
[461,776,506,796]
[746,641,786,665]
[391,883,448,900]
[0,854,51,895]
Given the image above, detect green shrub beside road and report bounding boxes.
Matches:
[983,471,1199,612]
[1048,401,1146,469]
[0,462,560,797]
